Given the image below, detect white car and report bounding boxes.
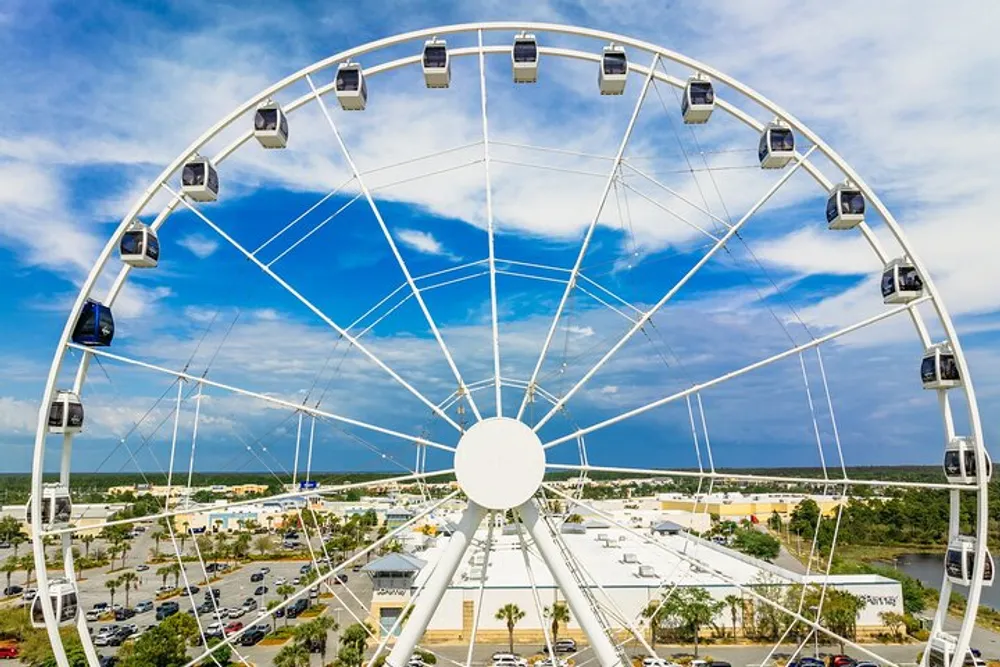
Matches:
[228,607,246,619]
[85,609,102,621]
[492,654,528,667]
[274,577,286,586]
[21,588,37,602]
[292,577,301,586]
[643,659,670,667]
[533,659,568,667]
[205,622,224,638]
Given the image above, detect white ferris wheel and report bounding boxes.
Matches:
[29,21,992,667]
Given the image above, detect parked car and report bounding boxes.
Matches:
[249,573,264,583]
[156,585,174,594]
[242,598,257,612]
[259,567,270,575]
[135,564,149,572]
[553,639,576,653]
[533,659,568,667]
[285,532,299,540]
[299,564,312,574]
[292,577,301,586]
[182,585,200,595]
[789,659,825,667]
[21,589,37,602]
[641,659,669,667]
[286,599,309,619]
[114,607,135,621]
[97,656,117,667]
[492,653,527,667]
[205,622,224,638]
[274,607,285,618]
[352,563,363,572]
[240,627,266,646]
[254,586,268,596]
[133,600,153,614]
[274,577,287,586]
[334,573,348,584]
[224,621,244,636]
[155,602,179,621]
[0,645,20,659]
[2,585,23,596]
[95,625,121,638]
[228,607,246,619]
[829,656,856,667]
[85,609,103,621]
[309,586,319,599]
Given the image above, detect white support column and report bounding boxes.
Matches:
[518,500,622,667]
[386,503,485,667]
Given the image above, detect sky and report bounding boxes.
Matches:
[3,1,1000,480]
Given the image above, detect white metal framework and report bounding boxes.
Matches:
[31,22,988,667]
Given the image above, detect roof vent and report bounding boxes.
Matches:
[622,553,639,564]
[638,565,657,578]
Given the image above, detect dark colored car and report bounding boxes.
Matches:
[114,607,136,621]
[240,628,266,646]
[204,588,221,600]
[285,532,299,540]
[299,564,312,574]
[254,586,268,596]
[334,573,348,584]
[286,599,309,619]
[789,658,825,667]
[155,602,179,621]
[98,656,117,667]
[829,656,856,667]
[183,585,200,595]
[2,586,22,596]
[274,607,285,618]
[250,573,264,583]
[197,601,215,614]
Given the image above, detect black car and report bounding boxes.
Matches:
[183,585,200,595]
[197,601,215,614]
[114,607,135,621]
[107,628,134,647]
[98,656,118,667]
[155,602,180,621]
[284,531,299,540]
[254,586,268,596]
[204,588,221,600]
[250,572,264,583]
[240,628,266,646]
[274,607,285,618]
[334,573,348,584]
[3,585,23,596]
[286,599,309,619]
[299,564,312,574]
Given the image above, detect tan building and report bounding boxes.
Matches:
[229,484,269,497]
[658,493,846,520]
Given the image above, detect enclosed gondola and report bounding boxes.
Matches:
[599,44,628,95]
[881,258,923,304]
[826,182,865,230]
[927,634,979,667]
[26,483,72,529]
[181,156,219,202]
[119,222,159,268]
[335,62,367,111]
[922,342,961,390]
[945,536,995,587]
[253,100,289,149]
[758,120,795,169]
[48,390,83,434]
[512,32,539,83]
[682,75,715,124]
[30,578,79,628]
[945,437,993,485]
[422,38,450,88]
[71,299,114,347]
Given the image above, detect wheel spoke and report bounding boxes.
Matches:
[515,53,662,422]
[68,344,455,453]
[541,484,899,667]
[184,490,460,667]
[534,146,817,432]
[477,30,504,416]
[305,73,484,422]
[463,511,497,667]
[543,295,930,449]
[162,183,465,432]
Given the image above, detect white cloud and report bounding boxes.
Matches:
[395,228,458,259]
[178,233,220,259]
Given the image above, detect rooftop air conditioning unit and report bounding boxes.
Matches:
[467,566,485,581]
[622,553,639,564]
[597,533,609,541]
[470,552,485,566]
[638,565,657,578]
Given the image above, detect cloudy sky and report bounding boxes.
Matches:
[3,1,998,481]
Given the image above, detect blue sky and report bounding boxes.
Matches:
[3,1,999,479]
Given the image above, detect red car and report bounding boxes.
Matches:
[224,621,244,636]
[0,645,19,659]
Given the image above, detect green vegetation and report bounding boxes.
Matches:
[496,603,526,654]
[544,601,571,646]
[643,587,724,656]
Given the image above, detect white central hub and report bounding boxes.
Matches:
[454,417,545,510]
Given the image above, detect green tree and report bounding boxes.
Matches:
[276,584,296,626]
[105,576,121,607]
[790,499,821,536]
[199,637,233,666]
[678,588,724,656]
[116,612,198,667]
[266,599,281,633]
[231,533,252,562]
[495,603,526,654]
[10,534,26,558]
[80,534,95,558]
[816,588,866,652]
[731,529,781,562]
[564,514,584,524]
[545,601,571,646]
[1,557,18,593]
[336,623,372,667]
[119,571,138,608]
[254,535,276,556]
[880,611,906,642]
[20,554,34,586]
[293,615,339,666]
[156,565,173,589]
[149,530,166,557]
[767,511,783,532]
[723,594,742,639]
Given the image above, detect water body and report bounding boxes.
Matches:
[894,552,1000,611]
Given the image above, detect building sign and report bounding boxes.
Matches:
[375,588,409,597]
[299,481,318,490]
[858,594,899,608]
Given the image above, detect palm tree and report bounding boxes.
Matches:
[232,533,251,563]
[119,571,138,607]
[274,642,310,667]
[80,534,95,558]
[723,594,742,639]
[10,534,26,558]
[169,562,182,589]
[495,603,526,654]
[293,615,338,665]
[266,600,281,634]
[276,584,296,626]
[19,555,34,586]
[545,601,571,646]
[0,557,18,593]
[105,577,120,607]
[149,530,167,557]
[156,565,173,589]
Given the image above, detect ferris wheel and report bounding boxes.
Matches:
[30,22,991,667]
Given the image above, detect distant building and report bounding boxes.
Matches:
[658,492,846,520]
[363,552,427,635]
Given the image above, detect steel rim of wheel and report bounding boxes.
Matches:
[29,22,989,667]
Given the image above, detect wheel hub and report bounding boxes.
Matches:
[454,417,545,510]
